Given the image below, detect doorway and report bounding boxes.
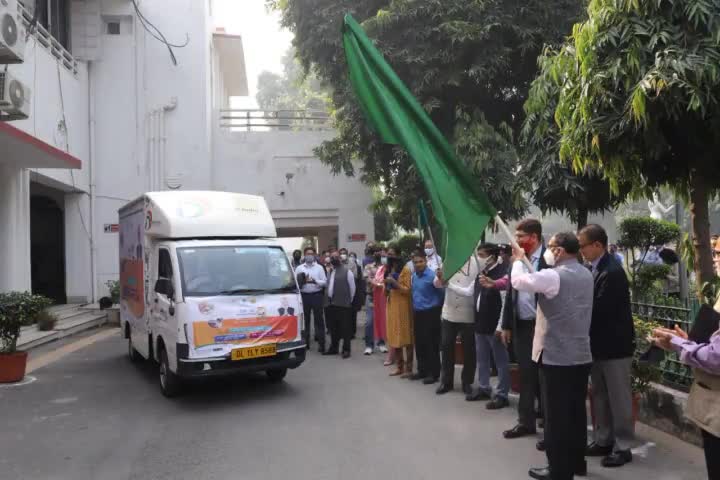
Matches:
[30,195,66,304]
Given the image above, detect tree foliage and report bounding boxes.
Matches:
[268,0,583,229]
[256,47,329,112]
[525,0,720,292]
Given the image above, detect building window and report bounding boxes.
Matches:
[35,0,71,50]
[106,22,121,35]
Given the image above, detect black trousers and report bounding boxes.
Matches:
[540,362,591,480]
[514,319,542,428]
[414,307,442,379]
[440,320,476,387]
[702,429,720,479]
[327,305,353,353]
[351,308,358,337]
[301,292,325,348]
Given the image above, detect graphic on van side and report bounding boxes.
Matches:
[119,208,145,319]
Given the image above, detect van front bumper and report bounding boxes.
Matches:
[176,342,306,378]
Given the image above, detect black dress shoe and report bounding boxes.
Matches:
[465,389,491,402]
[486,396,509,410]
[422,376,439,385]
[576,460,588,476]
[536,440,546,452]
[503,424,536,439]
[435,384,452,395]
[585,442,613,457]
[462,383,473,395]
[409,373,426,381]
[528,466,550,480]
[322,349,339,356]
[602,450,632,468]
[341,351,351,359]
[318,345,326,354]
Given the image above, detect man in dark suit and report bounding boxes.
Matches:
[579,225,636,468]
[501,219,548,439]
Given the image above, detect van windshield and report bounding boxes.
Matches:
[177,246,297,297]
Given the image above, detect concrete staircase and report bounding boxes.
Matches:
[17,304,109,351]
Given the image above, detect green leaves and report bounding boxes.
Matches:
[0,292,52,353]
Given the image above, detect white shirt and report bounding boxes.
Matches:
[328,269,356,300]
[295,262,327,294]
[515,245,543,320]
[427,253,442,272]
[448,261,507,331]
[434,261,476,323]
[510,261,560,299]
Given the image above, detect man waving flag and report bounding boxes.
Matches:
[342,14,496,277]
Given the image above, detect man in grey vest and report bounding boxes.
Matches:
[510,232,593,480]
[323,251,356,359]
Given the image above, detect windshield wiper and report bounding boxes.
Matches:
[219,287,297,296]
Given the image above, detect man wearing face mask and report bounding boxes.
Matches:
[295,247,328,352]
[424,240,443,272]
[510,232,594,480]
[501,219,549,440]
[323,251,357,358]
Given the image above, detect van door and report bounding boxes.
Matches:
[151,246,177,365]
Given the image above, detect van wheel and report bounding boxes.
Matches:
[266,368,287,383]
[159,348,182,397]
[127,335,141,363]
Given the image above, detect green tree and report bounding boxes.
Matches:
[268,0,583,229]
[256,47,329,112]
[526,0,720,295]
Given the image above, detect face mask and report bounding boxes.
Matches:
[374,254,382,262]
[543,249,556,267]
[380,256,388,265]
[294,254,301,261]
[475,256,488,270]
[324,256,330,264]
[340,254,348,261]
[425,248,434,257]
[305,256,314,265]
[518,238,535,255]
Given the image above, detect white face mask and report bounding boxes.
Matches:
[380,256,388,265]
[543,249,556,267]
[425,248,434,257]
[305,256,314,265]
[340,254,348,261]
[475,256,488,270]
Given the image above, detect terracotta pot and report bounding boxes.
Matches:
[510,364,521,393]
[454,338,464,365]
[588,385,641,427]
[0,351,28,383]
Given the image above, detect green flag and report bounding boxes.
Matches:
[343,15,496,276]
[418,200,429,230]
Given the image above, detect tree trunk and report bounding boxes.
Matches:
[576,207,589,230]
[689,175,715,298]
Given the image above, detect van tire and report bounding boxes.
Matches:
[159,348,182,397]
[127,333,142,363]
[266,368,287,383]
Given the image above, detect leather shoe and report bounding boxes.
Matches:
[422,376,439,385]
[409,373,425,381]
[528,466,550,480]
[462,383,473,395]
[602,450,632,468]
[585,442,613,457]
[436,384,452,395]
[486,396,509,410]
[503,424,536,439]
[322,349,339,356]
[341,351,351,359]
[576,460,588,476]
[536,440,545,452]
[465,389,491,402]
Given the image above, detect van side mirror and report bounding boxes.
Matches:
[154,278,175,299]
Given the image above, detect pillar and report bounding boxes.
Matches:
[0,166,31,293]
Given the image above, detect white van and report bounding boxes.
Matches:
[118,191,306,396]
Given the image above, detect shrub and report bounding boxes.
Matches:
[632,316,663,395]
[0,292,53,353]
[35,310,58,332]
[394,234,422,257]
[106,280,120,305]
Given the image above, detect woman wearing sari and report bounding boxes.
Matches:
[384,248,414,377]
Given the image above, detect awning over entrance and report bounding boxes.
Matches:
[0,122,82,169]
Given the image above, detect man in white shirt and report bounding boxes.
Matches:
[509,232,593,480]
[295,247,328,352]
[424,240,443,272]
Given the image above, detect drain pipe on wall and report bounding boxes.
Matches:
[88,62,97,303]
[160,97,178,190]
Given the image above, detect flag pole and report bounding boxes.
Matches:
[495,214,535,273]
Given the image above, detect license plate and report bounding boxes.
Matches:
[231,344,277,361]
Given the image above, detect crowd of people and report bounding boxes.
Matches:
[291,220,720,480]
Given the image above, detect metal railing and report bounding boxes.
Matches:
[18,2,79,75]
[632,297,701,391]
[219,109,332,131]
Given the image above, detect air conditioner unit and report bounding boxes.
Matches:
[0,71,31,120]
[0,0,26,64]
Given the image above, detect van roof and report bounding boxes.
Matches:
[129,191,277,239]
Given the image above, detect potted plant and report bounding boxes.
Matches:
[106,280,121,305]
[0,292,52,383]
[35,310,58,332]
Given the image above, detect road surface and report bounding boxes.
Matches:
[0,328,708,480]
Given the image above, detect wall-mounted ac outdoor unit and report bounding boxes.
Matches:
[0,70,31,120]
[0,0,26,64]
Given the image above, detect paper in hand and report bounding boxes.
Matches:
[689,304,720,344]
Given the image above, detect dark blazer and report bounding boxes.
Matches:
[590,253,635,360]
[473,260,509,335]
[501,246,549,331]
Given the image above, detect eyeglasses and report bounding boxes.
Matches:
[713,250,720,258]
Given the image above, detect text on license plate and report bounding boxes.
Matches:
[231,344,277,361]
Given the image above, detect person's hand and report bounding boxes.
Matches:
[306,276,315,284]
[651,328,679,352]
[436,268,444,282]
[384,277,396,286]
[494,329,503,340]
[479,275,495,289]
[673,325,689,340]
[501,329,512,346]
[511,244,526,263]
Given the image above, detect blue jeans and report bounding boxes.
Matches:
[364,296,374,348]
[475,332,510,399]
